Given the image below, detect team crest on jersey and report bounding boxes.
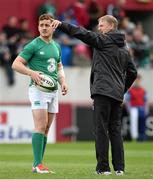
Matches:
[47,58,56,72]
[40,51,45,55]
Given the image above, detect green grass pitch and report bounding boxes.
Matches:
[0,142,153,179]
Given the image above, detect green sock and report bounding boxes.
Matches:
[32,132,44,167]
[42,136,47,160]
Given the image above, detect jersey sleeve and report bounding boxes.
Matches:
[19,42,35,62]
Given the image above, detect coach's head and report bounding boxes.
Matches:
[98,15,118,34]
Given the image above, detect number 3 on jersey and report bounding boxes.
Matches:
[47,58,56,73]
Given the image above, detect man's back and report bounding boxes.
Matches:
[89,31,136,101]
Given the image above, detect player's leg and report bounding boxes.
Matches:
[28,86,50,173]
[42,112,56,160]
[41,90,58,172]
[32,109,48,170]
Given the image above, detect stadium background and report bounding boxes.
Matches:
[0,0,153,36]
[0,0,153,143]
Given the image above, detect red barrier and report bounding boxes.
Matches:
[1,0,153,35]
[56,103,73,142]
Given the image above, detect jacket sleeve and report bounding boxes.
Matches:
[124,54,137,93]
[58,22,105,49]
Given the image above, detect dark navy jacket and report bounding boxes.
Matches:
[59,22,137,102]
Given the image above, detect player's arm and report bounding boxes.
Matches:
[51,20,104,49]
[124,54,137,93]
[12,56,42,84]
[57,62,68,95]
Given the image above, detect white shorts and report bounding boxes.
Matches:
[28,85,58,113]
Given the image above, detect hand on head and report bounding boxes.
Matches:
[51,20,61,30]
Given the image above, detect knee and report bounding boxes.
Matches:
[34,125,46,134]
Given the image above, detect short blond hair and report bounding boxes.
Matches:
[38,14,54,23]
[98,15,118,30]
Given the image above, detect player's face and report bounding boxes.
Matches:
[38,19,54,38]
[98,20,113,33]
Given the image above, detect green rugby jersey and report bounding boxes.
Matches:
[19,37,61,88]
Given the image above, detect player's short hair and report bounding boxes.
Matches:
[98,15,118,30]
[38,14,54,23]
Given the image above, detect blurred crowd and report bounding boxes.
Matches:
[0,16,33,86]
[1,0,153,87]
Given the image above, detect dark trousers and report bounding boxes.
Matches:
[138,107,146,141]
[93,95,124,171]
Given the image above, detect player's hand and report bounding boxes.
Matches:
[61,82,68,95]
[51,20,61,29]
[28,70,42,85]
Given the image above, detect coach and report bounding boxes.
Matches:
[51,15,137,175]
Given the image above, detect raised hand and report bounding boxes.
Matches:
[51,20,61,29]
